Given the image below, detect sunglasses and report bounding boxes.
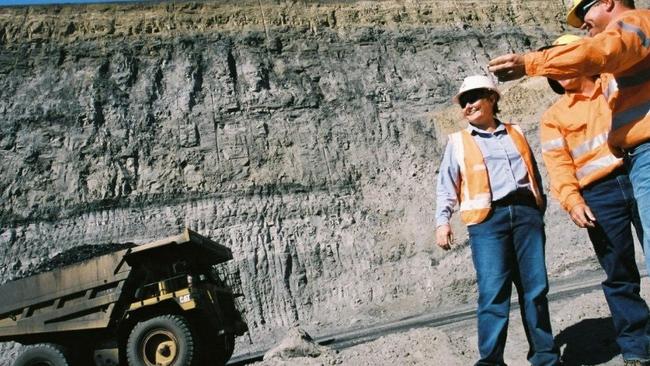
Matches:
[576,0,600,22]
[459,89,491,108]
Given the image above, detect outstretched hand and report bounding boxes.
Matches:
[488,54,526,81]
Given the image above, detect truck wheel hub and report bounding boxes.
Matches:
[142,330,178,366]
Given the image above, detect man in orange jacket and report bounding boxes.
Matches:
[487,0,650,284]
[541,33,650,365]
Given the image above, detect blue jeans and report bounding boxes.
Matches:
[468,204,559,366]
[582,172,650,361]
[627,141,650,279]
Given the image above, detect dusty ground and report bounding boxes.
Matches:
[253,273,650,366]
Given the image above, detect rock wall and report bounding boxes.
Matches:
[0,0,645,358]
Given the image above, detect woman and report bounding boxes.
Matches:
[435,75,560,366]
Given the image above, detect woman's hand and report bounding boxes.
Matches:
[436,224,454,251]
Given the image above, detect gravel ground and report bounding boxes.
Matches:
[254,275,650,366]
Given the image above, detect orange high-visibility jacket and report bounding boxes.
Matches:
[450,123,544,225]
[525,9,650,152]
[540,77,623,213]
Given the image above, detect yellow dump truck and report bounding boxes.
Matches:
[0,229,247,366]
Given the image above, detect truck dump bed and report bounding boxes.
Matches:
[0,228,234,341]
[124,228,232,267]
[0,249,132,339]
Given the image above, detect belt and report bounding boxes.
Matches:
[622,140,650,156]
[492,189,537,208]
[622,145,637,156]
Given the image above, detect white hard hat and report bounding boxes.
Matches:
[453,75,501,104]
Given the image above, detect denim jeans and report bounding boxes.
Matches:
[627,141,650,279]
[468,204,559,366]
[582,172,650,361]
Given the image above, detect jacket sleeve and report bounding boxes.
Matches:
[435,139,461,227]
[525,12,650,79]
[540,110,586,213]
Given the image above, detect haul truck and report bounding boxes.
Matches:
[0,229,247,366]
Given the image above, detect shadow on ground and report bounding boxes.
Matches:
[555,317,619,366]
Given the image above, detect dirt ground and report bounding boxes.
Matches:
[253,275,650,366]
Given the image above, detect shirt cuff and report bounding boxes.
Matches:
[436,216,450,227]
[563,193,586,213]
[524,52,544,77]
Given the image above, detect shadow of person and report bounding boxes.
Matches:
[554,317,619,366]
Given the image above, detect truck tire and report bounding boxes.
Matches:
[205,334,235,366]
[13,343,71,366]
[191,321,235,366]
[126,315,195,366]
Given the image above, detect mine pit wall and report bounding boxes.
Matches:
[1,0,645,357]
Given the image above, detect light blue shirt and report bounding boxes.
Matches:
[435,122,541,226]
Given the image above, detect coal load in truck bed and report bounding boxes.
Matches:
[10,243,137,281]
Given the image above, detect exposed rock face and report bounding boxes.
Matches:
[1,0,646,361]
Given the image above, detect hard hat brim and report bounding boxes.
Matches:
[537,34,583,52]
[547,78,566,95]
[567,0,588,28]
[452,87,501,104]
[452,75,501,105]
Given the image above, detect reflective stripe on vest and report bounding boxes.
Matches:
[542,137,566,153]
[618,20,650,48]
[609,20,650,132]
[459,193,492,211]
[450,131,492,225]
[603,78,619,101]
[570,132,609,160]
[576,154,621,180]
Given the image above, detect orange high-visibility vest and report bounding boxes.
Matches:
[540,77,622,213]
[450,123,544,225]
[524,9,650,152]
